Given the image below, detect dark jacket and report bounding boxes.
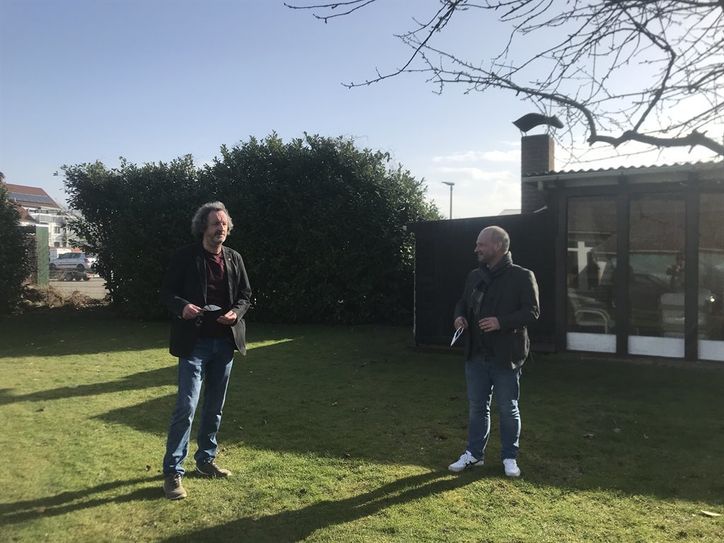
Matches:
[161,243,252,358]
[454,252,539,369]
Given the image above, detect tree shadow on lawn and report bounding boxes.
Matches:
[0,308,294,358]
[0,308,168,357]
[0,365,177,406]
[0,320,306,406]
[0,476,160,525]
[161,470,475,543]
[94,335,724,505]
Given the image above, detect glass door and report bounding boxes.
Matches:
[699,193,724,361]
[566,197,617,352]
[628,195,685,357]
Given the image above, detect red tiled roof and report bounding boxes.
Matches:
[3,182,60,209]
[5,183,49,195]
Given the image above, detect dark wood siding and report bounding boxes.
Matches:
[410,212,556,351]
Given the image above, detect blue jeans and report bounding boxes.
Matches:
[465,355,522,461]
[162,337,235,475]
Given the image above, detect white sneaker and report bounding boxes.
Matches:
[448,451,484,473]
[503,458,521,477]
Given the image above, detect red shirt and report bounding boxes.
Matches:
[200,249,232,339]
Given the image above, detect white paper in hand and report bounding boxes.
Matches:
[450,326,464,346]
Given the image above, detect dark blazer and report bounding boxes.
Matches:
[454,254,539,369]
[161,243,252,358]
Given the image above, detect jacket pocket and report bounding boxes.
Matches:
[510,328,529,363]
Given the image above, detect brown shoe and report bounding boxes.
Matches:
[195,460,232,478]
[163,473,188,500]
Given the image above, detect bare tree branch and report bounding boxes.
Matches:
[284,0,377,22]
[288,0,724,157]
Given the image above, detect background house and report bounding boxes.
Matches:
[4,183,76,254]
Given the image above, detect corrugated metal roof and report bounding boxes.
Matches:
[523,160,724,179]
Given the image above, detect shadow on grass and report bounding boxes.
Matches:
[0,476,160,524]
[0,311,302,407]
[94,333,724,506]
[0,326,312,407]
[0,308,294,358]
[0,308,167,357]
[0,366,177,406]
[5,312,723,508]
[162,471,473,543]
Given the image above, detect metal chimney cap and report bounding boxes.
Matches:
[513,113,564,132]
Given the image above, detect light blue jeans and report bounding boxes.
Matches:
[465,355,521,461]
[162,337,235,475]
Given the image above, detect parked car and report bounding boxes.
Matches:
[49,252,97,272]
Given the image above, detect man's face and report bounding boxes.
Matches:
[474,229,500,265]
[203,210,229,247]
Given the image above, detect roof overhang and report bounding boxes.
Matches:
[522,161,724,188]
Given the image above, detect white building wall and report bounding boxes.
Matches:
[26,208,74,248]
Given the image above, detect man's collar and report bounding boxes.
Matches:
[202,241,223,255]
[487,252,513,274]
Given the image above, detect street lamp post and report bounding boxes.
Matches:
[441,181,455,219]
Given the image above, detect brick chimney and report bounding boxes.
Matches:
[520,134,554,213]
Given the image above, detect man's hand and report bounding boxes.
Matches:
[454,316,468,330]
[216,310,237,326]
[182,304,203,320]
[478,317,501,332]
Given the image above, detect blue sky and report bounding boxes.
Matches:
[1,0,717,219]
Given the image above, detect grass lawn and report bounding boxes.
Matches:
[0,308,722,542]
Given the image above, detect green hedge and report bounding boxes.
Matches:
[64,134,440,323]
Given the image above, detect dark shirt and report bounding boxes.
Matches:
[469,258,509,358]
[200,249,232,339]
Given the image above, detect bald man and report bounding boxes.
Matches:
[448,226,539,477]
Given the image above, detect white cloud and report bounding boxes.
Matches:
[427,166,520,218]
[435,166,516,182]
[432,148,519,163]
